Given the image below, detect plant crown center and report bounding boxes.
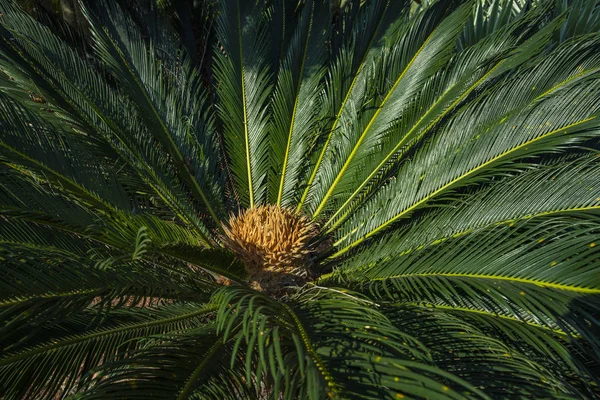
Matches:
[221,205,320,293]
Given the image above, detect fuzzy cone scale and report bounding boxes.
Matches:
[221,205,319,292]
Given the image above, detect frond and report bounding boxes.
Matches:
[214,0,273,208]
[0,0,216,238]
[210,286,488,400]
[0,304,217,400]
[381,304,598,397]
[297,0,410,212]
[327,217,600,373]
[332,35,600,255]
[70,326,252,400]
[321,6,557,231]
[333,156,600,267]
[82,0,227,226]
[303,0,473,217]
[269,0,330,206]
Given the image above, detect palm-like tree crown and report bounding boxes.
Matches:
[1,0,600,398]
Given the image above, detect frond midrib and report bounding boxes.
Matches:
[534,66,600,101]
[311,29,437,219]
[296,1,390,213]
[398,302,569,336]
[370,272,600,294]
[332,117,596,257]
[237,0,254,208]
[277,2,314,206]
[324,64,503,231]
[0,305,218,366]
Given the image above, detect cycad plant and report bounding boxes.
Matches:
[1,0,600,398]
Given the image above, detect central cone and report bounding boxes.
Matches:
[221,205,319,292]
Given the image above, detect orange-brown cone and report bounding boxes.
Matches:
[221,205,319,293]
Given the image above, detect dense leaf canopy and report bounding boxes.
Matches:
[0,0,599,398]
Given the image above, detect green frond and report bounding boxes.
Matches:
[327,217,600,368]
[332,156,600,267]
[210,286,490,400]
[214,0,274,208]
[269,0,330,206]
[332,35,600,255]
[72,326,252,400]
[381,304,598,397]
[0,304,217,400]
[0,93,129,212]
[306,0,473,218]
[0,0,215,238]
[297,0,409,212]
[322,6,558,231]
[0,163,242,280]
[82,0,226,226]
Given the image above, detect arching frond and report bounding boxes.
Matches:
[82,0,227,225]
[0,0,216,239]
[0,304,217,400]
[332,36,600,255]
[328,217,600,364]
[214,0,273,208]
[304,0,474,217]
[70,326,253,400]
[381,304,598,398]
[211,286,488,400]
[297,0,406,212]
[332,156,600,268]
[269,0,330,206]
